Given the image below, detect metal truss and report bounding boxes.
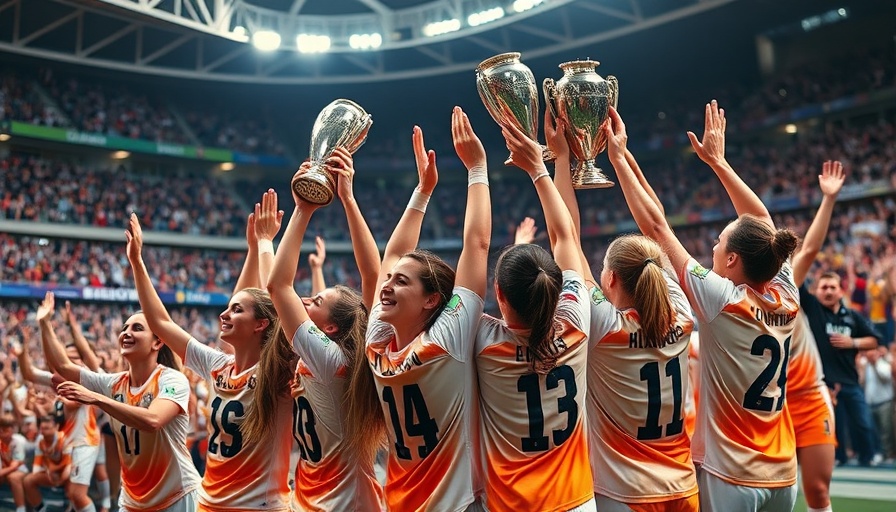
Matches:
[0,0,736,84]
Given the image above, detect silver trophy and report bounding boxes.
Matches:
[476,52,554,165]
[292,99,373,206]
[543,60,619,189]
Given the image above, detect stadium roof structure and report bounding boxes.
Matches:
[0,0,742,84]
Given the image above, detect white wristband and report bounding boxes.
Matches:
[468,165,489,187]
[532,171,550,183]
[407,189,430,213]
[257,239,274,255]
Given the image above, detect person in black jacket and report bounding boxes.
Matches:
[801,271,883,466]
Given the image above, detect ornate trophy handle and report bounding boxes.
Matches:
[542,78,559,120]
[607,75,619,109]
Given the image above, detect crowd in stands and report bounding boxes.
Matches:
[0,72,63,128]
[185,110,287,156]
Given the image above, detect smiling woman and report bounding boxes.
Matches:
[36,291,202,512]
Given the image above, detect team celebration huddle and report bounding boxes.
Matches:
[1,82,866,512]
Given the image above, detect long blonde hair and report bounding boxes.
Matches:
[605,235,674,343]
[238,288,295,441]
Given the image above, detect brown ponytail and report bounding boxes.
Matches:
[605,235,674,343]
[495,244,563,373]
[239,288,295,442]
[726,215,799,283]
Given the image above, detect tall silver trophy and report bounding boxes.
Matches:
[292,99,373,206]
[476,52,554,165]
[543,60,619,189]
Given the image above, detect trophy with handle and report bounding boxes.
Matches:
[292,99,373,206]
[543,60,618,189]
[476,52,554,165]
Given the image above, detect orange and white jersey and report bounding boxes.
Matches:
[366,286,484,512]
[33,432,71,472]
[475,270,592,512]
[0,433,27,469]
[34,368,100,449]
[786,312,826,397]
[81,365,201,511]
[289,321,384,512]
[680,259,798,488]
[684,333,700,439]
[586,271,697,503]
[187,338,292,511]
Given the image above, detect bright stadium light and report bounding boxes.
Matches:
[422,19,461,37]
[349,33,383,50]
[111,150,131,159]
[512,0,544,13]
[0,133,10,142]
[252,30,282,51]
[785,124,798,134]
[297,34,331,53]
[468,7,504,27]
[232,26,249,42]
[220,162,235,171]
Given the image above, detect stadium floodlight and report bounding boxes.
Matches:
[297,34,331,53]
[252,30,282,51]
[422,19,461,37]
[0,134,10,142]
[468,7,505,27]
[111,150,131,159]
[512,0,544,13]
[220,162,235,171]
[785,124,797,134]
[349,33,383,50]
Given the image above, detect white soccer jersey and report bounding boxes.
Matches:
[586,271,698,503]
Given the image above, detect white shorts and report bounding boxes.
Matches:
[123,490,198,512]
[697,470,796,512]
[95,437,107,465]
[69,445,100,486]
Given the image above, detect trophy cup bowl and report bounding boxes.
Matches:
[543,60,618,189]
[476,52,554,165]
[292,99,373,206]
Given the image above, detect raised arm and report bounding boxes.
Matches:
[34,292,82,383]
[267,165,319,341]
[514,218,538,245]
[625,149,664,216]
[452,107,491,297]
[792,161,845,286]
[332,148,382,310]
[234,210,261,293]
[376,126,438,299]
[608,107,693,273]
[253,188,285,288]
[16,326,41,384]
[62,301,101,372]
[57,381,181,433]
[502,120,581,275]
[547,111,595,283]
[309,236,327,295]
[687,100,772,227]
[125,214,191,360]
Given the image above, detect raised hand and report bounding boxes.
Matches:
[451,106,487,170]
[36,291,55,323]
[544,109,569,160]
[309,236,326,269]
[819,160,846,198]
[604,106,628,163]
[125,213,144,263]
[514,217,538,245]
[254,189,285,242]
[687,99,727,166]
[412,125,438,195]
[501,120,547,177]
[327,147,357,201]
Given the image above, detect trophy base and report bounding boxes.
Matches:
[291,171,335,206]
[572,161,615,189]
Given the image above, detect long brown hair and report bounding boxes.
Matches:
[605,235,673,343]
[238,288,295,441]
[402,250,456,331]
[325,285,386,462]
[495,244,562,373]
[726,215,799,284]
